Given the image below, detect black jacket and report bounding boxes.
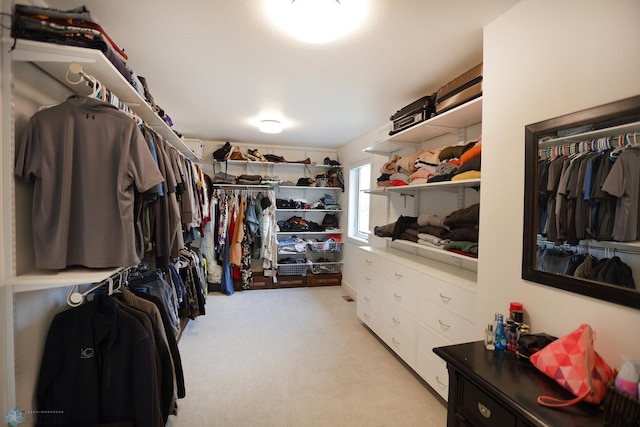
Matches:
[36,296,157,427]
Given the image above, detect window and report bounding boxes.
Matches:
[349,161,371,241]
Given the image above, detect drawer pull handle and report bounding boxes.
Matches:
[365,259,372,265]
[477,402,491,419]
[364,313,370,319]
[364,296,371,302]
[435,376,448,387]
[365,276,371,282]
[394,272,403,279]
[438,320,451,329]
[439,293,452,302]
[393,293,403,299]
[391,337,400,345]
[392,317,400,325]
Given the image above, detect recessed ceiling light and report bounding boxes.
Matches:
[264,0,369,44]
[259,119,283,133]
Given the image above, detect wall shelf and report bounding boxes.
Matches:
[9,267,122,293]
[222,159,341,169]
[8,38,200,161]
[366,179,480,195]
[364,97,482,153]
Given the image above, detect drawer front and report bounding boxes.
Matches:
[379,320,416,369]
[418,325,449,368]
[360,251,382,277]
[418,298,476,343]
[416,349,449,401]
[460,379,516,427]
[421,275,476,322]
[381,302,416,344]
[381,263,421,293]
[356,300,381,334]
[380,279,417,316]
[358,284,381,315]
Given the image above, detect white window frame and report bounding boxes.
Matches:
[348,159,371,243]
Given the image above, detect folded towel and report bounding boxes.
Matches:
[380,154,401,174]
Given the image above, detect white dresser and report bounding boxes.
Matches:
[356,246,478,400]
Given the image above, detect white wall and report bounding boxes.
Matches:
[340,0,640,368]
[479,0,640,365]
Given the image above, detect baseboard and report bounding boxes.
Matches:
[341,279,356,299]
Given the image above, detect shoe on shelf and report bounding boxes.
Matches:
[227,146,246,161]
[247,148,267,162]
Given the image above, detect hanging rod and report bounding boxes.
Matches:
[537,239,640,256]
[66,266,133,307]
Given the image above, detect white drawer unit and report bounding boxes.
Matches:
[380,263,420,293]
[360,251,383,276]
[418,324,449,368]
[417,349,449,400]
[358,284,381,315]
[421,275,476,323]
[381,302,417,344]
[378,277,418,317]
[357,298,381,333]
[357,246,478,402]
[418,297,476,344]
[378,320,417,369]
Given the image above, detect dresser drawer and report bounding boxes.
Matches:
[380,262,420,293]
[421,275,476,322]
[418,325,449,367]
[417,349,449,401]
[418,297,476,343]
[459,378,516,427]
[379,320,416,369]
[356,300,381,334]
[358,283,380,315]
[381,302,416,344]
[360,251,382,276]
[379,278,417,316]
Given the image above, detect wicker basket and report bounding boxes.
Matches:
[277,261,308,276]
[309,261,342,275]
[603,380,640,427]
[307,241,343,254]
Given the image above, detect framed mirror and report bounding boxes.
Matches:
[523,95,640,309]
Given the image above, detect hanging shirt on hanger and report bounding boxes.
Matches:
[15,94,164,269]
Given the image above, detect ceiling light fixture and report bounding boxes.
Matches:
[259,119,283,134]
[264,0,368,44]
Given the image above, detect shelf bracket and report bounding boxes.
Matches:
[399,192,415,208]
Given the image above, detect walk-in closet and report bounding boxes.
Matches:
[2,1,640,427]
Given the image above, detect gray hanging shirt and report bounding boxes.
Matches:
[15,95,164,269]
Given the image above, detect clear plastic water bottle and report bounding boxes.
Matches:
[494,313,507,350]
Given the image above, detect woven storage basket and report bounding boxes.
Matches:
[277,262,308,276]
[309,262,341,275]
[602,380,640,427]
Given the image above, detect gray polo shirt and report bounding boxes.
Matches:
[15,95,164,269]
[602,147,640,242]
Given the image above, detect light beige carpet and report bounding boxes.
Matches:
[167,286,447,427]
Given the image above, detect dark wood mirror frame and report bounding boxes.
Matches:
[522,95,640,310]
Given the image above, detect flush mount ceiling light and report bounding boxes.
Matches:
[259,119,283,134]
[264,0,368,44]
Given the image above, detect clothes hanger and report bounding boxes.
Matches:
[66,272,121,307]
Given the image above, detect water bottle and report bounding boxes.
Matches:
[494,313,507,350]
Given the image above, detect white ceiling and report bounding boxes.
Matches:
[48,0,519,148]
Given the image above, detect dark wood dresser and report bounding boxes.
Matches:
[433,341,603,427]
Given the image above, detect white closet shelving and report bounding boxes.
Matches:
[364,97,483,153]
[209,155,344,283]
[364,97,482,265]
[1,34,202,410]
[357,95,482,401]
[4,38,202,290]
[8,38,201,161]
